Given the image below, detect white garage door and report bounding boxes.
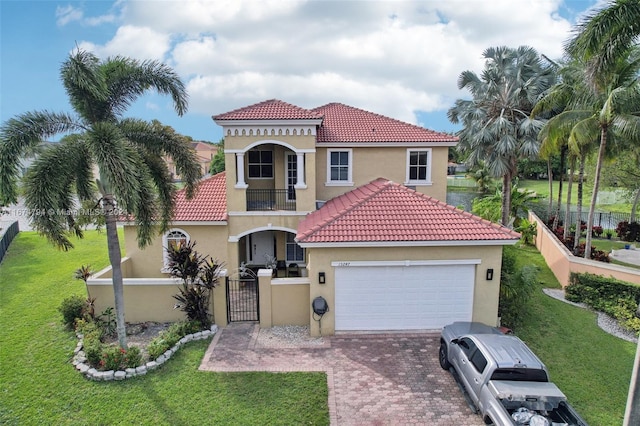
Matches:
[335,263,475,331]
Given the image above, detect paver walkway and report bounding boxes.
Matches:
[199,323,484,425]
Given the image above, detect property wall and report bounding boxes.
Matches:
[314,146,449,203]
[122,224,229,278]
[258,271,310,328]
[530,212,640,286]
[304,245,504,336]
[87,279,185,323]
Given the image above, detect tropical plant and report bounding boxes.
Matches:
[499,247,538,329]
[166,240,223,328]
[0,49,202,349]
[515,218,537,246]
[448,46,556,225]
[209,139,225,175]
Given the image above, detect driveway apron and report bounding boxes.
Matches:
[200,323,484,425]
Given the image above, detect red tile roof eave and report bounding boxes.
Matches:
[296,238,521,247]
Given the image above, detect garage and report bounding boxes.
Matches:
[334,261,476,331]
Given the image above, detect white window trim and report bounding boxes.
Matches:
[326,148,353,186]
[161,228,191,272]
[404,148,432,185]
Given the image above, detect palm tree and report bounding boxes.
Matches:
[566,0,640,89]
[448,46,556,225]
[0,49,202,349]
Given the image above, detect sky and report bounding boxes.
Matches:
[0,0,603,144]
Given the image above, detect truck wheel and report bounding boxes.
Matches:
[439,341,451,370]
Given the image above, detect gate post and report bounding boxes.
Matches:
[213,272,228,327]
[258,269,272,328]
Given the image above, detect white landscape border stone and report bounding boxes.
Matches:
[72,325,218,381]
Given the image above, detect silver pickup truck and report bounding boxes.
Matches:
[440,322,588,426]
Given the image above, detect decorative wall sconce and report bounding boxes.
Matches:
[318,272,326,284]
[486,269,494,281]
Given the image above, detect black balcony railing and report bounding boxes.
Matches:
[246,189,296,211]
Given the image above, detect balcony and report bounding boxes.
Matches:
[246,189,296,211]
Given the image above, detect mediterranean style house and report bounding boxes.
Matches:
[88,99,520,336]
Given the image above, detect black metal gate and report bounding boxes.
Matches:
[226,276,259,322]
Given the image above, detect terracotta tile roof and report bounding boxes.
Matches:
[213,99,323,121]
[297,178,520,244]
[173,172,227,222]
[311,103,458,144]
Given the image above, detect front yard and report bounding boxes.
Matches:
[0,230,329,425]
[514,245,636,426]
[0,230,636,425]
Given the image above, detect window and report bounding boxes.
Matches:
[405,149,431,184]
[286,233,304,263]
[248,149,273,178]
[327,149,352,185]
[162,229,190,270]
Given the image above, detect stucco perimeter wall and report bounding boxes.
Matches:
[314,146,449,203]
[122,224,229,278]
[530,212,640,286]
[87,278,186,323]
[304,245,504,337]
[259,271,310,328]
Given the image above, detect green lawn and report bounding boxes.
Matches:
[0,231,329,425]
[513,246,637,426]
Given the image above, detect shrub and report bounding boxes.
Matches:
[58,295,87,329]
[566,273,640,334]
[616,221,640,242]
[592,226,603,237]
[499,247,538,329]
[100,346,142,371]
[147,321,202,360]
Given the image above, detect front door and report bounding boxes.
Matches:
[247,231,274,265]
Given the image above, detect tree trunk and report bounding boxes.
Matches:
[584,126,608,259]
[574,154,586,252]
[563,157,575,241]
[553,146,566,230]
[631,188,640,222]
[547,159,553,222]
[102,194,128,349]
[502,173,512,226]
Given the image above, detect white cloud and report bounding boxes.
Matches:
[79,0,581,127]
[56,5,83,26]
[79,25,171,61]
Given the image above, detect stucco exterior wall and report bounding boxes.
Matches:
[314,146,449,202]
[530,212,640,286]
[304,245,504,336]
[88,279,185,323]
[122,224,229,278]
[258,271,310,328]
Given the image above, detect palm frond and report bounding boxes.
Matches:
[23,143,87,249]
[103,56,189,117]
[0,110,82,204]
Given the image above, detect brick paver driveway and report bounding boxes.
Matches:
[199,323,484,425]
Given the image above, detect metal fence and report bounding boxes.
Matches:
[0,221,19,264]
[246,189,296,211]
[529,203,632,230]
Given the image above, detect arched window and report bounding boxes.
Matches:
[162,229,190,270]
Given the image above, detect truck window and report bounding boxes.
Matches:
[470,349,488,373]
[490,368,549,382]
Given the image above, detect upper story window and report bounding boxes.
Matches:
[162,229,190,270]
[326,149,353,186]
[248,149,273,179]
[405,149,432,185]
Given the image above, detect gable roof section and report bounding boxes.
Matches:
[311,103,458,144]
[296,178,520,245]
[173,172,227,222]
[213,99,324,121]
